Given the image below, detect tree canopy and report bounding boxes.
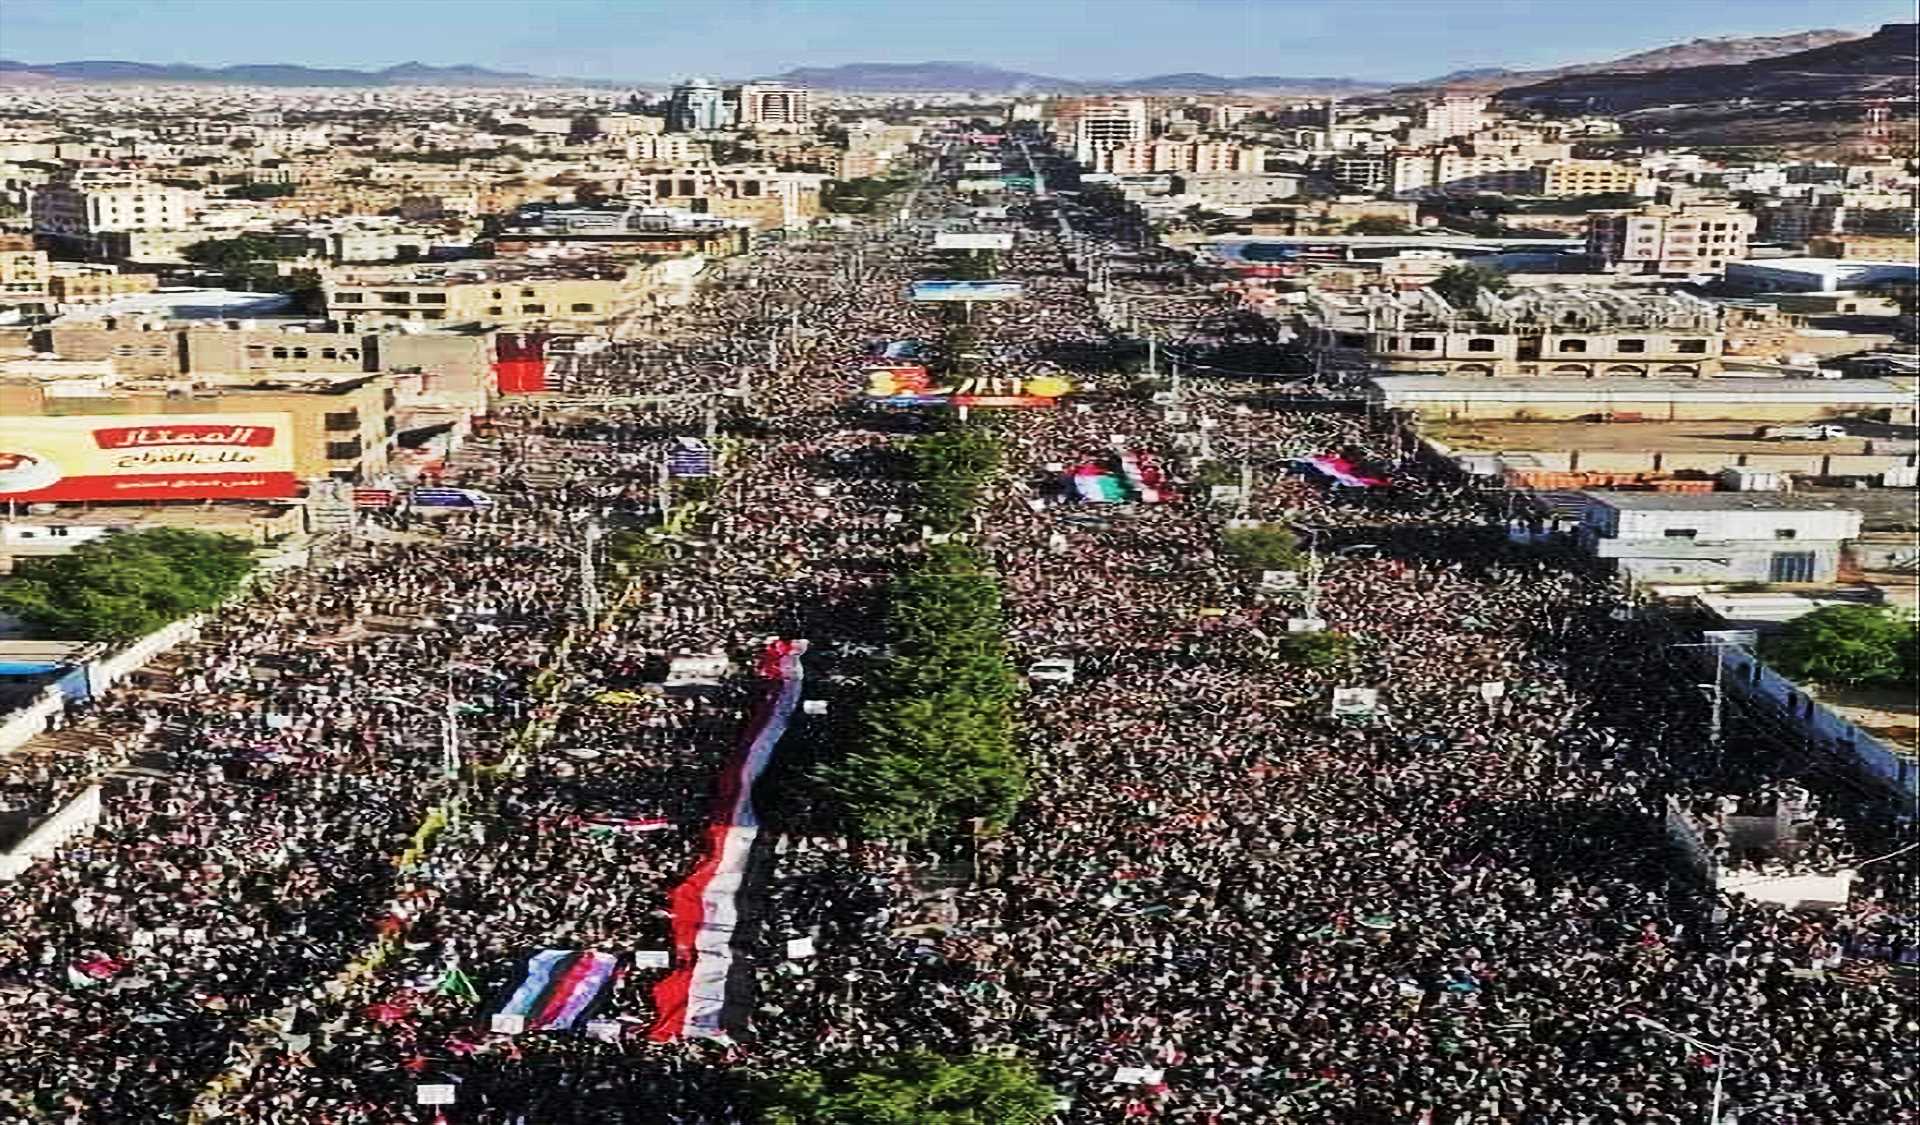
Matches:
[1760,605,1917,689]
[1220,524,1305,572]
[1346,216,1413,235]
[754,1051,1057,1125]
[0,529,256,641]
[1430,263,1511,309]
[183,234,305,270]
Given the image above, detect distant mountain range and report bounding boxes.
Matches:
[765,61,1383,94]
[0,59,562,87]
[1497,23,1916,111]
[1403,28,1867,93]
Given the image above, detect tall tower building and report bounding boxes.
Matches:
[667,80,731,133]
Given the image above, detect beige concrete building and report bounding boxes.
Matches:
[0,373,397,482]
[47,268,160,305]
[30,175,198,246]
[323,258,649,326]
[1538,160,1643,198]
[1106,141,1267,175]
[1805,235,1920,262]
[628,164,823,230]
[1370,374,1916,424]
[0,235,48,301]
[1302,287,1729,378]
[1587,201,1755,276]
[733,83,812,130]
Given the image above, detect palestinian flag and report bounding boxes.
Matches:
[1072,463,1126,503]
[650,639,808,1042]
[1117,449,1170,503]
[1304,454,1389,489]
[496,949,621,1031]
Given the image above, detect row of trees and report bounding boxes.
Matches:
[820,429,1027,840]
[0,529,256,641]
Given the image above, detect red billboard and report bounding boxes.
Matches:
[0,414,298,502]
[494,332,549,395]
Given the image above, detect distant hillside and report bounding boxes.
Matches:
[765,61,1385,94]
[1402,28,1866,94]
[0,59,563,87]
[768,62,1071,92]
[1497,23,1916,111]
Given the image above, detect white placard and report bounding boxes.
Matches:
[586,1018,623,1043]
[131,930,154,949]
[633,950,671,969]
[1330,687,1379,717]
[1044,462,1065,472]
[1210,485,1245,504]
[490,1013,525,1035]
[417,1084,456,1106]
[935,232,1015,251]
[1261,569,1300,590]
[803,700,828,715]
[182,929,207,946]
[1113,1066,1165,1086]
[1286,618,1326,633]
[787,936,817,959]
[1477,680,1506,702]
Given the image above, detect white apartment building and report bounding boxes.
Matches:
[1072,99,1150,169]
[1404,95,1494,145]
[32,176,198,243]
[1588,201,1757,276]
[1105,140,1267,175]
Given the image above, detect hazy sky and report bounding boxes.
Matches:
[1,0,1910,82]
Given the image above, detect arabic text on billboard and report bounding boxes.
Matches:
[934,232,1016,251]
[0,413,298,502]
[909,281,1023,303]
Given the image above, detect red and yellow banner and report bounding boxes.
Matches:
[0,413,298,502]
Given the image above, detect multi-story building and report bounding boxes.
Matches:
[1068,99,1150,169]
[623,134,702,164]
[1538,159,1644,198]
[31,175,198,249]
[1105,140,1267,175]
[1171,172,1305,208]
[322,258,651,327]
[731,83,811,130]
[1404,95,1494,145]
[667,80,732,133]
[47,267,160,305]
[0,234,49,301]
[1299,286,1729,378]
[1805,235,1920,262]
[627,164,824,230]
[1587,201,1756,276]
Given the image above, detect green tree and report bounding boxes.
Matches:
[1760,605,1917,689]
[756,1051,1056,1125]
[183,234,302,271]
[1220,524,1305,572]
[1347,216,1413,235]
[1270,629,1355,671]
[226,182,296,200]
[1430,263,1511,308]
[0,529,255,641]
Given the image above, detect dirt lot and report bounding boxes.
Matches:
[1814,684,1919,758]
[1426,420,1916,457]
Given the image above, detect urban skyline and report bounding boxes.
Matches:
[2,0,1914,83]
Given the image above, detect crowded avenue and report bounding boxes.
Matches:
[1,140,1915,1125]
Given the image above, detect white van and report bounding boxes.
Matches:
[1027,657,1076,687]
[1756,424,1846,441]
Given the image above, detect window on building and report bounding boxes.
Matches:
[570,303,594,312]
[521,303,546,313]
[1466,338,1496,353]
[321,347,337,359]
[291,347,308,359]
[334,293,363,304]
[1774,529,1797,540]
[1662,528,1697,539]
[1558,339,1587,353]
[323,410,359,432]
[326,438,363,461]
[1674,339,1707,354]
[487,306,503,316]
[415,292,446,305]
[377,291,411,304]
[1617,339,1646,353]
[421,310,445,320]
[1410,336,1437,351]
[1337,333,1365,348]
[271,347,288,359]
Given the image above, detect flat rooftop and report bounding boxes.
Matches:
[1425,419,1916,457]
[1372,376,1914,404]
[1579,489,1869,512]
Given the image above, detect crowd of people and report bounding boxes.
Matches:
[0,144,1911,1125]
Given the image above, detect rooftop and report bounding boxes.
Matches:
[1578,489,1868,513]
[1372,375,1915,404]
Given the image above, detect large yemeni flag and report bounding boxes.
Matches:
[649,638,808,1042]
[1305,454,1390,489]
[495,949,621,1031]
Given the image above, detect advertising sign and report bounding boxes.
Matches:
[963,160,1003,172]
[934,232,1016,251]
[0,413,298,503]
[972,206,1011,220]
[1330,687,1380,718]
[863,368,1070,409]
[411,487,495,509]
[955,178,1006,193]
[909,281,1024,303]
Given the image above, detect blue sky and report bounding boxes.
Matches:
[1,0,1910,82]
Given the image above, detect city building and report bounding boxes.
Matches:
[322,258,651,326]
[1365,374,1916,423]
[626,164,824,230]
[1575,491,1864,585]
[0,235,49,302]
[731,83,812,130]
[30,175,198,251]
[1104,141,1267,175]
[1537,159,1645,198]
[47,267,160,305]
[1304,286,1729,377]
[1586,201,1756,276]
[1068,99,1150,169]
[1404,95,1494,145]
[1804,235,1920,262]
[1170,172,1305,208]
[1724,257,1919,294]
[667,80,733,133]
[490,204,752,259]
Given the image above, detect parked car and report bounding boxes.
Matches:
[1755,424,1847,440]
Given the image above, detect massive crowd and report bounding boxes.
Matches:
[0,145,1911,1125]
